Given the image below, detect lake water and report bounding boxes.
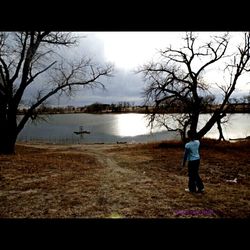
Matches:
[17,113,250,144]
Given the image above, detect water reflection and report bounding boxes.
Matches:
[198,113,250,140]
[115,114,150,137]
[17,113,250,143]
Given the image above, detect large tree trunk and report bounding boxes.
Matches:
[189,104,200,137]
[190,112,199,135]
[0,106,18,154]
[0,129,17,154]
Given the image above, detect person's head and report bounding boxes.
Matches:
[187,130,196,140]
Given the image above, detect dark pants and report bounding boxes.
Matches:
[188,160,204,192]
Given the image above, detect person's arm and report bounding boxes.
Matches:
[182,147,188,167]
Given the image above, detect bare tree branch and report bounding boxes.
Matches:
[9,32,29,85]
[0,31,114,153]
[17,62,113,133]
[27,61,57,85]
[138,32,250,141]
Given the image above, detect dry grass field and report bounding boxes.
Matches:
[0,139,249,218]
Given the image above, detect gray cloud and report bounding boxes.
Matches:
[51,68,145,107]
[21,32,146,107]
[21,32,250,108]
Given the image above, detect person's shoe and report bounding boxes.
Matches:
[185,188,196,193]
[197,189,205,193]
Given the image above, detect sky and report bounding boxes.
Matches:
[29,32,250,107]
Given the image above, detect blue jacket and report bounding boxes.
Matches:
[183,140,200,162]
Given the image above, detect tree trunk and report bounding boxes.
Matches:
[0,107,18,154]
[190,109,199,137]
[180,120,190,143]
[0,129,17,154]
[217,120,226,141]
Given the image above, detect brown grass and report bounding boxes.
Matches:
[0,140,249,218]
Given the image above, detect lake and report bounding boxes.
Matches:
[17,113,250,144]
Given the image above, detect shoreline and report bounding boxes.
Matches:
[17,110,250,115]
[16,136,250,147]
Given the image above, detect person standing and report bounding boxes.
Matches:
[182,130,204,193]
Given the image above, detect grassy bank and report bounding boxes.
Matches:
[0,140,249,218]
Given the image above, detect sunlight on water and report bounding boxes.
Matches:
[17,113,250,143]
[115,114,150,137]
[115,113,167,137]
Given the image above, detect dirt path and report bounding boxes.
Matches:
[80,144,154,217]
[16,143,155,217]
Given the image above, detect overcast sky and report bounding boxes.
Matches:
[38,32,250,107]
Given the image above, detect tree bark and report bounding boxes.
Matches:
[0,118,17,154]
[0,101,18,154]
[0,130,17,154]
[190,110,199,136]
[217,119,226,141]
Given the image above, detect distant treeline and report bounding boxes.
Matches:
[17,101,250,115]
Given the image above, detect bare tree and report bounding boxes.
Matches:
[0,32,113,154]
[138,32,250,141]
